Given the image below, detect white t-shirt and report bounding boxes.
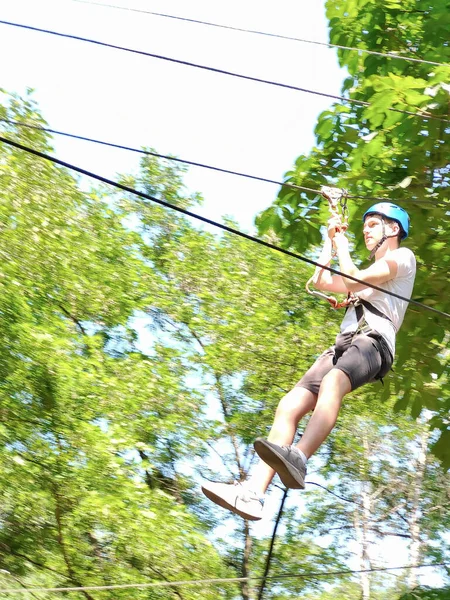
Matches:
[339,247,416,356]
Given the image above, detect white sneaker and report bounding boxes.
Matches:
[201,481,264,521]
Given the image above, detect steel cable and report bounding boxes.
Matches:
[1,134,448,319]
[0,20,448,124]
[1,118,446,207]
[70,0,450,69]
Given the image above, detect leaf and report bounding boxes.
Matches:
[315,117,335,143]
[432,428,450,470]
[256,206,282,234]
[394,388,411,412]
[410,393,423,419]
[396,176,413,189]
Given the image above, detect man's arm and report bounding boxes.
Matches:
[312,217,350,294]
[334,233,399,292]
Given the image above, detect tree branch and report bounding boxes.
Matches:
[241,520,252,600]
[52,486,96,600]
[147,564,186,600]
[203,440,235,478]
[1,573,42,600]
[58,304,87,335]
[0,543,69,579]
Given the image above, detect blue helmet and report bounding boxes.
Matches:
[363,202,409,239]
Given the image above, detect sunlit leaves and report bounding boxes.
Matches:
[0,93,233,598]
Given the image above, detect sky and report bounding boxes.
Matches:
[0,0,345,232]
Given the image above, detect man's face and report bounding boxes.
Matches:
[363,215,384,250]
[363,214,399,250]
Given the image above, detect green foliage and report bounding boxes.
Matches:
[256,0,450,467]
[119,152,448,600]
[0,91,345,600]
[0,94,235,599]
[399,587,450,600]
[249,534,347,599]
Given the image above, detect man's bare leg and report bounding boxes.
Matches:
[247,386,317,495]
[296,368,351,459]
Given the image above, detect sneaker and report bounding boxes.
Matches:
[254,439,306,489]
[201,481,264,521]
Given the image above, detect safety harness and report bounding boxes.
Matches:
[304,187,397,380]
[353,298,394,333]
[352,298,394,381]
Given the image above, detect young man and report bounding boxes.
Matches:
[202,203,416,521]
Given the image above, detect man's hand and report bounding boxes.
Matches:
[327,215,342,240]
[333,231,349,253]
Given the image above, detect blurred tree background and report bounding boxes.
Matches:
[0,0,448,598]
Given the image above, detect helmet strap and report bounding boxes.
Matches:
[368,218,398,260]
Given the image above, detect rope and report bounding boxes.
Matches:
[70,0,450,69]
[306,481,359,505]
[0,118,445,208]
[0,563,446,594]
[0,20,448,124]
[1,135,449,319]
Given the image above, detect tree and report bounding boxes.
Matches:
[116,150,448,600]
[113,151,351,599]
[298,396,449,599]
[0,93,235,599]
[399,587,450,600]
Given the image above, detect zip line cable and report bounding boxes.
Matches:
[70,0,450,69]
[1,20,449,125]
[1,118,446,208]
[306,481,359,505]
[0,563,446,594]
[1,135,449,319]
[0,118,319,196]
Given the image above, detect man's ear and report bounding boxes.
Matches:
[388,221,400,237]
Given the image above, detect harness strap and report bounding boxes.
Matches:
[352,300,394,383]
[354,299,393,323]
[368,219,387,260]
[353,299,394,338]
[368,217,399,260]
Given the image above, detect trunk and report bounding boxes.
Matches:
[354,484,371,600]
[53,486,96,600]
[214,374,245,479]
[353,433,373,600]
[241,521,253,600]
[187,328,245,478]
[407,425,430,588]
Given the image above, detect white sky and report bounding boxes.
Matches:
[0,0,345,231]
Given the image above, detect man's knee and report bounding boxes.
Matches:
[319,368,352,397]
[275,386,316,419]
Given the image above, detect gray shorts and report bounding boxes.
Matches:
[296,331,393,395]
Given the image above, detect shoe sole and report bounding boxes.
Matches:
[254,439,305,490]
[201,486,262,521]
